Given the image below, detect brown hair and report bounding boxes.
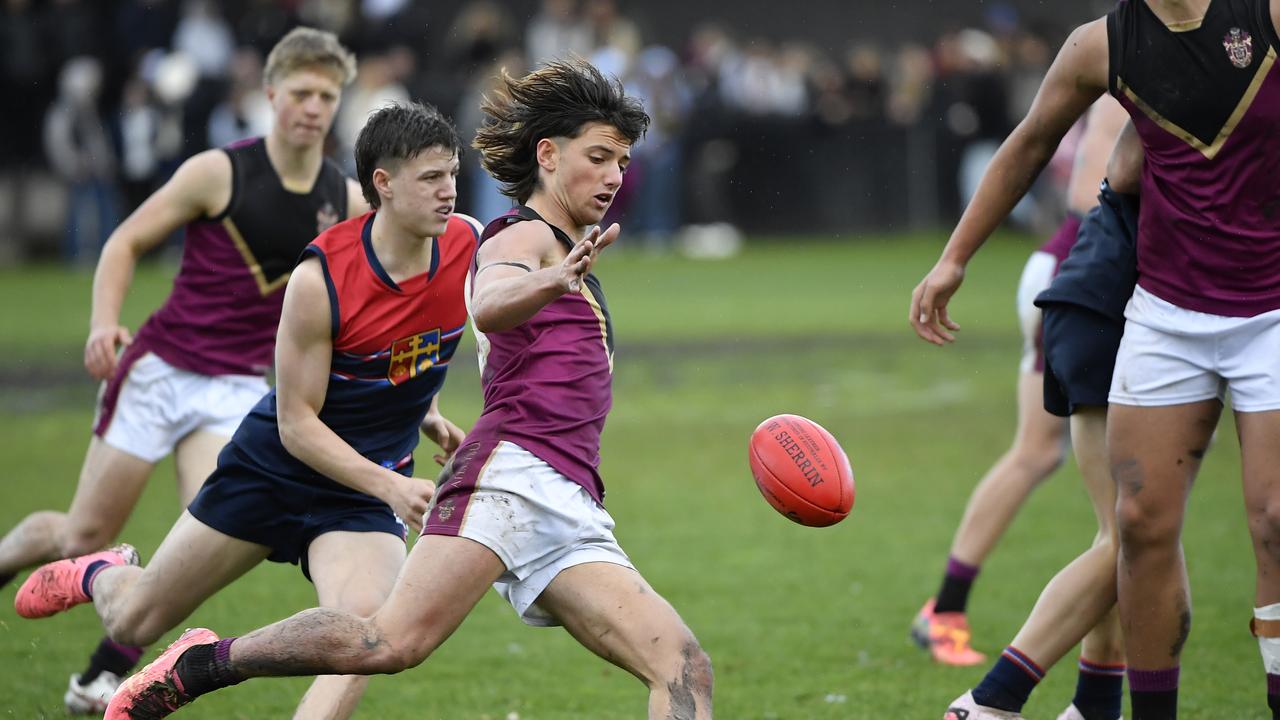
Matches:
[263,27,357,87]
[473,57,649,204]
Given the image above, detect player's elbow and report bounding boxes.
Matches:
[276,408,310,458]
[470,303,512,334]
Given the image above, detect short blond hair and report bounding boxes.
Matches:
[263,27,357,87]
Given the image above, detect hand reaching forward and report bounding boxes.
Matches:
[560,223,620,292]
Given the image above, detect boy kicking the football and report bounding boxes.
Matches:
[97,57,714,719]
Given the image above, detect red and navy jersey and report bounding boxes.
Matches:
[227,211,478,493]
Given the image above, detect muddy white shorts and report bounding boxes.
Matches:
[93,351,268,463]
[1017,251,1057,373]
[1109,285,1280,411]
[423,440,633,627]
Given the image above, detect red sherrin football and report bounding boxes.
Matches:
[748,414,855,527]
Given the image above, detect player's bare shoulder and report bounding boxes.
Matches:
[1061,17,1110,91]
[165,148,235,219]
[477,215,561,268]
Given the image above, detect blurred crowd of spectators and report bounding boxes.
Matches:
[0,0,1080,263]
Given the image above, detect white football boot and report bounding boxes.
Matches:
[1057,704,1123,720]
[65,671,122,715]
[943,690,1026,720]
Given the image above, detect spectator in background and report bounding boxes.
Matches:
[526,0,591,67]
[624,44,691,250]
[333,46,412,176]
[44,56,119,265]
[455,49,524,225]
[844,43,887,122]
[206,47,273,149]
[172,0,235,157]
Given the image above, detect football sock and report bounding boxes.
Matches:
[0,571,14,589]
[972,646,1043,712]
[81,560,113,599]
[1268,673,1280,719]
[174,639,243,699]
[1128,666,1179,720]
[934,556,979,613]
[1073,658,1125,720]
[79,636,145,685]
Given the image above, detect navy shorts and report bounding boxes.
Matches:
[188,445,407,580]
[1040,302,1125,418]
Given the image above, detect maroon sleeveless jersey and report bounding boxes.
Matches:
[1108,0,1280,316]
[460,206,615,504]
[133,138,349,375]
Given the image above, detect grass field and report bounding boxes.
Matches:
[0,232,1263,719]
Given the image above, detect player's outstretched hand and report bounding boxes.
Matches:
[560,223,620,293]
[909,260,964,345]
[85,325,134,381]
[421,412,465,466]
[388,475,436,533]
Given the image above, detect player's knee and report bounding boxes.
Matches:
[1246,498,1280,552]
[360,618,440,674]
[102,605,167,647]
[59,523,117,559]
[1013,440,1066,482]
[664,639,713,700]
[1115,495,1178,552]
[649,635,713,700]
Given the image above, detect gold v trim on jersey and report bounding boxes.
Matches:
[1117,47,1276,160]
[1165,16,1204,32]
[580,283,614,374]
[224,218,291,296]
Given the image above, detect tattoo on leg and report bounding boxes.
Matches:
[1113,459,1144,497]
[1170,600,1192,659]
[665,641,709,720]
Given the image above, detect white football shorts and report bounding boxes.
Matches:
[1109,285,1280,411]
[427,440,634,627]
[94,352,268,462]
[1017,250,1057,373]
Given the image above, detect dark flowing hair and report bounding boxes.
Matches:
[473,57,649,204]
[355,101,461,209]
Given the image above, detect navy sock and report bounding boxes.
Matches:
[1267,672,1279,719]
[173,639,242,699]
[972,646,1044,712]
[79,636,145,684]
[0,571,15,589]
[81,560,111,599]
[935,557,979,614]
[1073,658,1125,720]
[1129,667,1179,720]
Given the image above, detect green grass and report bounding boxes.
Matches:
[0,232,1263,718]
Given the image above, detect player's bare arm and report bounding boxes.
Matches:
[275,257,435,530]
[420,395,464,467]
[910,18,1110,346]
[1106,120,1144,194]
[469,220,619,333]
[86,150,233,380]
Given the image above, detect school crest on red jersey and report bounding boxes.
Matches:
[316,202,340,234]
[387,329,441,385]
[1223,28,1253,69]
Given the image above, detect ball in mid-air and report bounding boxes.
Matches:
[749,414,854,527]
